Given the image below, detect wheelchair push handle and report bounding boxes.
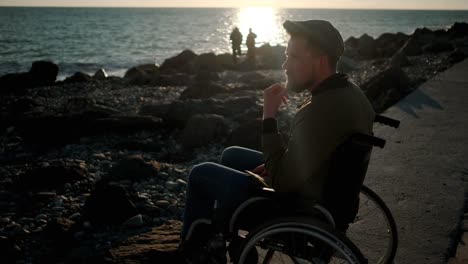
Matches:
[351,133,386,149]
[374,115,400,128]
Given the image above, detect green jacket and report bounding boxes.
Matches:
[261,73,375,203]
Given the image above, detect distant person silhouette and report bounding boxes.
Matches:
[230,27,243,63]
[246,28,257,65]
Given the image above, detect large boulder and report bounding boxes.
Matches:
[93,68,108,80]
[63,72,92,83]
[362,66,411,113]
[0,61,59,94]
[124,64,160,85]
[256,44,286,69]
[344,34,378,60]
[82,182,138,225]
[160,49,198,73]
[448,22,468,38]
[179,81,229,100]
[400,27,440,56]
[182,114,229,148]
[108,155,161,181]
[375,32,409,58]
[191,52,222,72]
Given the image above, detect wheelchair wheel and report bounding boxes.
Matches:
[237,217,366,264]
[346,185,398,264]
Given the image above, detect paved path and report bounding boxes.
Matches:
[365,59,468,264]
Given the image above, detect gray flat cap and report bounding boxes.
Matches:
[283,20,344,59]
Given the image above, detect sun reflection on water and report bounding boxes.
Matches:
[235,7,287,47]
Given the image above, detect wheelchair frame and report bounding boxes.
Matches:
[184,115,400,264]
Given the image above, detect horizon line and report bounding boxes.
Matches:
[0,5,468,11]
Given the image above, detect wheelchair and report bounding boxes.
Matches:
[183,115,400,264]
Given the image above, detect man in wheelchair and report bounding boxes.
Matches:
[177,19,375,263]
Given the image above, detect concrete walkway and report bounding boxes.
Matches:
[365,59,468,263]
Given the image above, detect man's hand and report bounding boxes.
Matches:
[252,163,269,178]
[263,83,288,119]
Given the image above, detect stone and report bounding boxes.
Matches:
[345,34,377,60]
[43,217,75,242]
[165,181,179,190]
[375,32,409,58]
[255,44,286,69]
[108,155,161,180]
[122,214,144,228]
[191,52,222,73]
[155,200,170,208]
[176,179,187,187]
[82,182,138,225]
[227,119,263,150]
[93,68,108,80]
[194,71,219,83]
[181,114,229,148]
[179,82,229,100]
[69,213,81,221]
[160,49,198,73]
[17,164,86,191]
[164,97,257,128]
[448,22,468,38]
[63,72,93,83]
[124,64,160,85]
[0,60,58,94]
[157,73,191,86]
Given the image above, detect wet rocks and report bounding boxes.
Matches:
[63,72,93,83]
[124,64,160,85]
[160,49,198,73]
[0,60,59,94]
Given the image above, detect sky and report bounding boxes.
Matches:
[0,0,468,10]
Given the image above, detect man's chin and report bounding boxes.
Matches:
[286,80,308,94]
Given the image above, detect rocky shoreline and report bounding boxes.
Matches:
[1,22,468,264]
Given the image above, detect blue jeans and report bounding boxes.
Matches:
[180,146,264,240]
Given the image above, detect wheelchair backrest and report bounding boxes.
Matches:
[322,133,374,229]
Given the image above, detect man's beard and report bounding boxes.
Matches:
[286,76,316,94]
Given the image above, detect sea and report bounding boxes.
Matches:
[1,7,468,79]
